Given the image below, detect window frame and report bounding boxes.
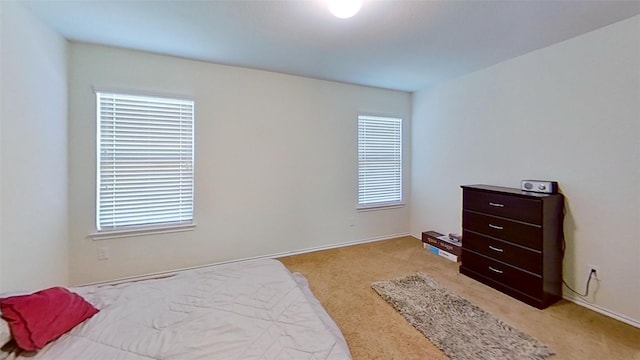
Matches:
[357,114,404,210]
[91,90,196,240]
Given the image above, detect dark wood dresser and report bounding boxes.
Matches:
[460,184,564,309]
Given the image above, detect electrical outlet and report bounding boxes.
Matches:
[98,246,110,260]
[587,264,600,280]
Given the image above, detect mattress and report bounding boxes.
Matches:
[3,259,351,360]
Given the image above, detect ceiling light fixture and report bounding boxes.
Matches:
[328,0,362,19]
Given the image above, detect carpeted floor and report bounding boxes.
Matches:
[279,236,640,360]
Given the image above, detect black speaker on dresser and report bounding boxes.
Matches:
[460,184,564,309]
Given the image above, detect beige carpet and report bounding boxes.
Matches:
[279,236,640,360]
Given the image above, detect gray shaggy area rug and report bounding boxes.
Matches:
[372,273,554,360]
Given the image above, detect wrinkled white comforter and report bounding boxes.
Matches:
[6,259,351,360]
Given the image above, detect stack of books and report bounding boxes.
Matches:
[421,231,462,262]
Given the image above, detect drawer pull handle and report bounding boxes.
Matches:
[488,202,504,208]
[489,266,504,274]
[489,224,504,230]
[489,245,504,253]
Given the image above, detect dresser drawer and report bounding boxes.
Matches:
[462,231,542,274]
[463,210,542,250]
[462,250,542,299]
[463,189,542,224]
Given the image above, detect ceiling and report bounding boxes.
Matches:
[22,0,640,92]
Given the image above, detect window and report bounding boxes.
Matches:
[96,92,194,234]
[358,115,403,209]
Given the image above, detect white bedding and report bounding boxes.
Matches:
[4,259,351,360]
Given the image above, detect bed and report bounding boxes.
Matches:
[0,259,352,360]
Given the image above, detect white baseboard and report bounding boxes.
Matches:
[563,294,640,329]
[79,233,410,287]
[79,235,640,331]
[271,232,411,258]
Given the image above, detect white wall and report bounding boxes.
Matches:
[68,43,411,284]
[411,16,640,324]
[0,2,69,292]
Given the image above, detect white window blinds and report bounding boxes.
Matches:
[96,92,194,231]
[358,115,403,208]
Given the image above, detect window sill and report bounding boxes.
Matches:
[357,203,405,212]
[89,222,196,240]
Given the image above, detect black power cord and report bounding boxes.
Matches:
[559,194,597,297]
[563,268,596,297]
